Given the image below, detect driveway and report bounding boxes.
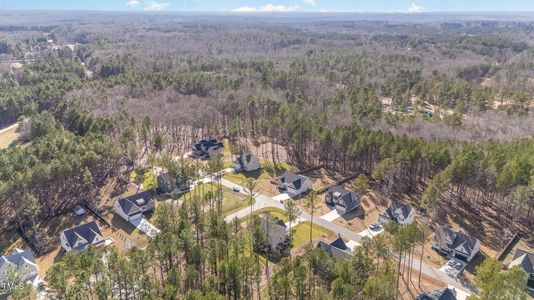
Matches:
[130,218,160,238]
[217,172,474,295]
[320,209,341,222]
[439,258,467,278]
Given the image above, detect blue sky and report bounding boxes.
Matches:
[2,0,534,12]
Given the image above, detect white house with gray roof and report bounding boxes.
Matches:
[233,153,260,172]
[509,249,534,285]
[114,191,155,222]
[278,172,312,197]
[0,249,40,286]
[379,201,415,226]
[325,186,360,215]
[60,221,105,252]
[432,224,480,262]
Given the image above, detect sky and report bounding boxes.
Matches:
[2,0,534,13]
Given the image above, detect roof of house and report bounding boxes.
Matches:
[327,186,360,211]
[158,172,172,184]
[510,249,534,274]
[194,139,223,151]
[258,216,287,245]
[383,201,413,222]
[62,221,103,251]
[317,237,351,259]
[236,153,256,167]
[0,248,37,270]
[434,225,479,257]
[279,172,309,190]
[416,288,457,300]
[117,191,153,216]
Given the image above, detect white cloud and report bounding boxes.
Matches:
[231,4,298,13]
[303,0,316,6]
[127,0,139,7]
[144,1,170,11]
[406,3,424,13]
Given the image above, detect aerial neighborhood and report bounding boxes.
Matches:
[1,8,534,300]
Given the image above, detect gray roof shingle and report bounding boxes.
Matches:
[62,221,104,251]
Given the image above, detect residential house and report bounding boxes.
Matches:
[378,201,415,226]
[317,237,351,259]
[114,191,155,222]
[278,172,313,197]
[192,139,224,158]
[415,287,457,300]
[60,221,105,252]
[325,186,360,215]
[508,249,534,285]
[432,225,480,263]
[0,249,40,285]
[156,172,191,194]
[233,153,261,172]
[258,216,288,249]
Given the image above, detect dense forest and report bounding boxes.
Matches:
[0,12,533,299]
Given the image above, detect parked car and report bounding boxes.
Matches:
[369,222,381,231]
[447,260,455,267]
[232,186,240,193]
[455,263,463,270]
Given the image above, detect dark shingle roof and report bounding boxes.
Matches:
[118,191,153,216]
[434,225,479,257]
[194,139,222,151]
[510,249,534,274]
[0,249,36,270]
[62,221,103,251]
[416,288,457,300]
[327,186,360,212]
[317,237,351,259]
[385,201,413,222]
[236,153,256,168]
[158,172,172,184]
[279,172,309,190]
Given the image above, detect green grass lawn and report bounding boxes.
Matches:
[176,182,253,216]
[291,221,335,249]
[240,207,288,223]
[221,191,253,216]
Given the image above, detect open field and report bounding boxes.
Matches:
[0,123,23,149]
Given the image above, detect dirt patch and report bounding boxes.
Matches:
[0,123,23,149]
[398,266,448,300]
[35,212,147,279]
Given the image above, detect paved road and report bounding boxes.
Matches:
[218,174,474,295]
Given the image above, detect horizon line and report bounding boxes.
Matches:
[2,9,534,14]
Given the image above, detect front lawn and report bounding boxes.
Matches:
[221,191,254,216]
[291,221,335,249]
